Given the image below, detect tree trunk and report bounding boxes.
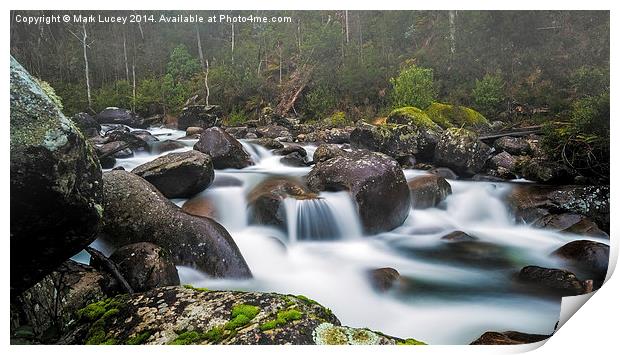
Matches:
[449,10,457,56]
[195,25,205,70]
[132,61,136,113]
[205,58,210,106]
[231,22,235,64]
[82,23,92,109]
[123,33,129,81]
[345,10,350,44]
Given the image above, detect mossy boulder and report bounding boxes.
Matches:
[434,128,492,176]
[59,286,421,345]
[387,107,441,131]
[425,102,489,129]
[10,56,104,296]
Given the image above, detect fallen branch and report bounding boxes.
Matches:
[479,128,543,141]
[97,142,132,160]
[86,246,134,294]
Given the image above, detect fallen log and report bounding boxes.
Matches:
[479,128,543,141]
[86,246,134,294]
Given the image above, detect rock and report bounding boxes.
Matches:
[251,138,284,150]
[515,157,572,184]
[106,243,180,292]
[12,260,120,343]
[186,126,204,136]
[551,240,609,287]
[533,213,608,238]
[182,195,219,219]
[434,128,492,176]
[507,184,609,232]
[70,112,100,137]
[101,170,251,279]
[488,151,516,171]
[493,136,532,155]
[440,231,478,242]
[313,144,346,163]
[194,127,253,169]
[303,128,352,144]
[307,150,410,234]
[425,103,489,129]
[273,144,307,157]
[367,268,401,292]
[95,141,133,160]
[99,155,116,169]
[386,107,442,130]
[60,286,416,345]
[517,266,587,296]
[429,167,458,180]
[245,133,258,139]
[256,125,291,140]
[95,107,145,128]
[177,105,222,131]
[248,178,318,229]
[350,122,440,163]
[407,175,452,209]
[10,57,104,296]
[212,175,244,188]
[103,129,150,150]
[149,140,187,154]
[132,150,214,198]
[224,126,248,139]
[470,331,550,345]
[280,152,308,167]
[561,217,609,238]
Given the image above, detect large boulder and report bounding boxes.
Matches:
[95,107,145,128]
[434,128,492,176]
[300,128,351,144]
[256,125,292,140]
[517,266,588,296]
[551,240,609,288]
[132,150,214,198]
[107,242,180,292]
[59,286,421,345]
[70,112,100,137]
[12,260,120,343]
[101,170,251,279]
[350,122,441,163]
[194,127,253,169]
[493,136,532,156]
[307,150,411,234]
[514,157,572,184]
[386,107,441,130]
[10,57,104,296]
[425,102,489,129]
[407,175,452,209]
[177,105,222,131]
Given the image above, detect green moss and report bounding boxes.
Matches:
[126,331,152,345]
[77,296,127,345]
[396,338,427,345]
[387,107,440,130]
[169,331,204,345]
[425,102,489,129]
[259,320,278,331]
[182,284,210,292]
[204,326,225,343]
[295,295,319,305]
[224,304,261,330]
[259,309,303,331]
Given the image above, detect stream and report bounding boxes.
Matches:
[74,125,610,344]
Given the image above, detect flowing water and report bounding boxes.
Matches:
[76,125,610,344]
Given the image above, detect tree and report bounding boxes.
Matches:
[389,65,437,109]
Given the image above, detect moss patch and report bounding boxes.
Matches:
[224,304,261,330]
[259,309,303,331]
[182,284,210,292]
[125,331,152,345]
[76,296,128,345]
[397,338,427,345]
[425,102,488,129]
[387,107,440,131]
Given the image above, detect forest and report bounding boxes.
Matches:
[10,10,610,346]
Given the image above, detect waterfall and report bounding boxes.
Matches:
[240,141,272,164]
[284,191,362,242]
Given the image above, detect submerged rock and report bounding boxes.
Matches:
[407,175,452,209]
[149,140,187,154]
[470,331,550,345]
[194,127,253,169]
[101,170,251,279]
[177,105,222,131]
[106,242,180,292]
[59,286,419,345]
[434,128,491,176]
[132,150,214,198]
[10,57,104,296]
[440,231,478,242]
[96,107,145,128]
[307,150,410,234]
[367,267,401,292]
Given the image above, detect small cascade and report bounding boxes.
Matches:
[192,186,248,231]
[240,141,273,164]
[284,191,362,242]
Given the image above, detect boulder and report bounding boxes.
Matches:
[273,144,307,158]
[493,136,532,155]
[425,102,489,129]
[429,167,458,180]
[10,57,104,296]
[256,125,291,140]
[307,150,411,234]
[515,157,572,184]
[470,331,550,345]
[182,195,219,219]
[224,126,248,139]
[248,178,318,229]
[149,140,187,154]
[280,152,308,167]
[386,107,441,130]
[177,105,222,131]
[103,129,150,150]
[313,144,346,163]
[132,150,214,198]
[95,107,145,128]
[59,286,418,345]
[194,127,253,169]
[533,213,608,238]
[185,126,204,136]
[434,128,492,176]
[107,243,180,292]
[517,266,587,296]
[407,175,452,209]
[101,170,251,279]
[70,112,101,137]
[250,137,284,150]
[302,128,352,144]
[551,240,609,287]
[367,267,401,292]
[488,151,516,171]
[12,260,120,343]
[95,141,134,160]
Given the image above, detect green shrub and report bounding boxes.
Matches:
[227,108,248,126]
[571,66,609,98]
[303,84,338,119]
[472,73,505,116]
[324,111,347,127]
[389,65,437,109]
[92,80,132,112]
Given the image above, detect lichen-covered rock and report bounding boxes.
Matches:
[96,107,145,128]
[307,150,411,234]
[517,266,588,296]
[386,107,441,131]
[434,128,492,176]
[350,122,440,163]
[59,286,419,345]
[10,56,104,296]
[70,112,101,137]
[301,128,351,144]
[12,260,120,343]
[194,127,253,169]
[106,243,180,292]
[185,127,204,136]
[493,136,532,156]
[132,150,214,198]
[248,178,318,229]
[312,144,346,163]
[425,102,489,129]
[407,175,452,209]
[470,331,550,345]
[256,125,291,140]
[177,105,222,131]
[101,170,251,279]
[514,157,572,184]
